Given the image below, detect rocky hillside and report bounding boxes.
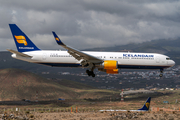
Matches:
[0,68,82,101]
[0,68,115,101]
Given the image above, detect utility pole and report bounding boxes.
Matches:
[120,89,124,102]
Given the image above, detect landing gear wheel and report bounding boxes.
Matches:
[86,70,91,76]
[92,73,95,77]
[86,70,95,77]
[159,74,163,77]
[159,69,164,77]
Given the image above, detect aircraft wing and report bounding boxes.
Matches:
[52,32,103,64]
[7,49,32,58]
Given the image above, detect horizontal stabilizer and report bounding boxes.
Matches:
[7,49,32,58]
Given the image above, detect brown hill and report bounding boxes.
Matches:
[0,68,82,101]
[0,68,117,101]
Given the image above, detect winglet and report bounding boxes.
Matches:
[138,97,151,111]
[52,31,65,46]
[52,31,103,63]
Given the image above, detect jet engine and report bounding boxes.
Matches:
[98,60,119,74]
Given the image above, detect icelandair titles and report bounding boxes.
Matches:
[19,47,34,49]
[123,54,154,58]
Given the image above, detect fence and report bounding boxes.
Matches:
[1,107,180,113]
[0,107,100,113]
[151,107,180,112]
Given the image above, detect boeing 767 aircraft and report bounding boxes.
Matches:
[8,24,175,77]
[99,97,151,112]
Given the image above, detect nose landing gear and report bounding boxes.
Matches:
[159,69,163,77]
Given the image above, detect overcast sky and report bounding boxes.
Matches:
[0,0,180,51]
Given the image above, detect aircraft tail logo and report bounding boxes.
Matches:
[52,31,65,46]
[9,24,40,52]
[15,35,28,46]
[55,37,60,41]
[145,102,150,109]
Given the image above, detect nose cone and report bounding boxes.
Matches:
[169,60,175,67]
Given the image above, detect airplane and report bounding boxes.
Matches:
[8,24,175,77]
[99,97,151,112]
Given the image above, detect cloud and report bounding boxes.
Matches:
[0,0,180,50]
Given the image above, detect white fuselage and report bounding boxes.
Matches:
[99,109,147,112]
[11,50,175,70]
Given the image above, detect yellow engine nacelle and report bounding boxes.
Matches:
[106,69,119,74]
[99,60,118,74]
[103,60,118,69]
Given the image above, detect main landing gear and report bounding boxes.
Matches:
[159,69,163,77]
[86,70,95,77]
[86,64,96,77]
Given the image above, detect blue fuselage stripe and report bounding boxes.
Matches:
[118,65,169,69]
[37,63,169,69]
[38,63,81,67]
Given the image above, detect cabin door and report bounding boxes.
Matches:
[42,53,47,60]
[156,56,160,63]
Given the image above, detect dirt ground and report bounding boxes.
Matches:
[1,99,180,120]
[32,111,180,120]
[1,111,180,120]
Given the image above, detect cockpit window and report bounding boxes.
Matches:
[166,58,170,60]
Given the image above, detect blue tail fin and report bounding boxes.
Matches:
[9,24,40,52]
[138,97,151,111]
